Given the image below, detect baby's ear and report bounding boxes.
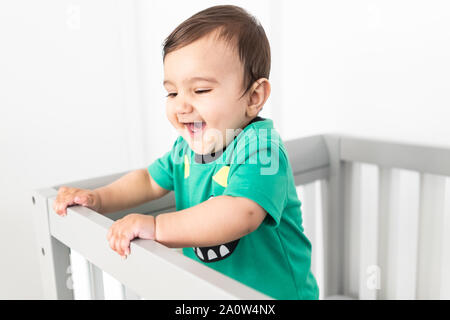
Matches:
[246,78,271,117]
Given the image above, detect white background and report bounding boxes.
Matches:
[0,0,449,298]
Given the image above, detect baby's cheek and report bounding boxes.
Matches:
[166,111,183,131]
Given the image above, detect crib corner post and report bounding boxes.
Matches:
[31,188,74,300]
[322,134,346,297]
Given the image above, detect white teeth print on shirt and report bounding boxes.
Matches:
[196,247,204,260]
[219,245,230,256]
[193,238,240,263]
[207,249,217,260]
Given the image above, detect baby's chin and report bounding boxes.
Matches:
[177,128,213,154]
[186,135,228,155]
[178,125,232,155]
[188,139,217,155]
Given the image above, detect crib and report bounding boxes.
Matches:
[31,133,450,300]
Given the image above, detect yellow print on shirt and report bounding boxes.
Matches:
[212,166,230,187]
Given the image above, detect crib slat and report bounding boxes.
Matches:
[302,182,317,259]
[342,162,381,299]
[380,169,420,299]
[358,163,379,300]
[70,250,106,300]
[297,183,319,285]
[343,162,360,298]
[102,271,125,300]
[87,263,105,300]
[316,179,326,300]
[377,168,390,300]
[70,250,93,299]
[416,174,446,299]
[297,181,325,299]
[440,178,450,299]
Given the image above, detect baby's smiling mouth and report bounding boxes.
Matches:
[184,121,206,137]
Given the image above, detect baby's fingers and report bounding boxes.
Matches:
[119,237,131,258]
[73,194,94,208]
[106,220,133,259]
[53,186,79,216]
[109,234,126,258]
[114,236,128,258]
[108,235,120,254]
[53,199,71,216]
[108,232,118,255]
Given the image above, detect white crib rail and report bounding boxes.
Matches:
[290,135,450,300]
[32,134,450,300]
[33,191,272,300]
[339,136,450,299]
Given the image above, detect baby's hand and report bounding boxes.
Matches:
[53,186,102,216]
[106,213,155,258]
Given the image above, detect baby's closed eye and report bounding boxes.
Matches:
[195,89,211,94]
[166,89,211,98]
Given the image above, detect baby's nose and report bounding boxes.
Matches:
[175,101,194,114]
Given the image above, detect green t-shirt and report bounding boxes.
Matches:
[148,118,319,300]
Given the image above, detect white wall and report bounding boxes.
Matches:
[0,0,449,298]
[0,0,143,298]
[280,0,450,148]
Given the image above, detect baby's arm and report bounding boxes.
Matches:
[155,196,267,248]
[53,169,169,216]
[95,169,169,214]
[106,195,267,257]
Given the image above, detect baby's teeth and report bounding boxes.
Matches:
[192,122,204,132]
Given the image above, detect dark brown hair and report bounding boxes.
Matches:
[162,5,271,100]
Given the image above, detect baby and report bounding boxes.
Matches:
[53,5,319,300]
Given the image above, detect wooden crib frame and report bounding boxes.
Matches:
[31,134,450,300]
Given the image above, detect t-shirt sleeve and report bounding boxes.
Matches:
[222,141,288,228]
[147,137,181,191]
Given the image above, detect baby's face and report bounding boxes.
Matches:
[163,32,251,154]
